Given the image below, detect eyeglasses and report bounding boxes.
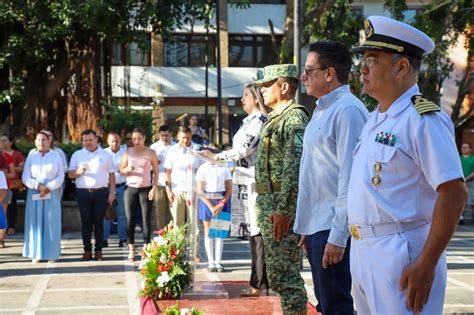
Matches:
[303,67,328,76]
[360,56,376,68]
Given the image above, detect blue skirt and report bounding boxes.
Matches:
[23,188,62,260]
[198,191,230,221]
[0,203,6,229]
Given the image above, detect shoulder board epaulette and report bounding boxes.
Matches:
[411,95,440,115]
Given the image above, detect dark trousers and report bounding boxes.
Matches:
[124,186,152,244]
[76,188,108,252]
[6,189,19,229]
[249,234,269,290]
[306,229,354,315]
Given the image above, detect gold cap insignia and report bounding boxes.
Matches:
[364,19,374,39]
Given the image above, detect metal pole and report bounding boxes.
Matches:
[294,0,301,104]
[205,28,209,136]
[216,0,223,145]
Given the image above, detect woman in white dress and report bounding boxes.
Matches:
[22,132,64,263]
[216,84,269,296]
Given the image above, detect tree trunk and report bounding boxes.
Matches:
[66,37,103,142]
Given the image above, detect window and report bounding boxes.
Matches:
[229,35,281,67]
[164,35,216,67]
[111,37,151,66]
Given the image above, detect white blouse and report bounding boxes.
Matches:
[217,111,267,168]
[22,150,65,191]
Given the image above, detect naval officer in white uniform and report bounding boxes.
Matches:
[348,16,467,314]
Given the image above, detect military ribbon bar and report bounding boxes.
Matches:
[375,131,396,146]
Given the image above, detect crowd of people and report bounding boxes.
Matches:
[0,15,470,315]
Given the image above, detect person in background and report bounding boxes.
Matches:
[1,134,25,236]
[22,132,64,263]
[460,142,474,225]
[69,129,116,261]
[215,84,269,296]
[120,128,159,262]
[125,131,134,148]
[196,148,232,273]
[150,125,176,230]
[188,115,209,144]
[38,129,68,199]
[164,126,203,226]
[38,129,68,173]
[125,130,142,230]
[0,139,15,241]
[103,131,127,247]
[0,171,9,248]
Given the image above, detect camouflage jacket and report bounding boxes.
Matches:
[255,100,309,217]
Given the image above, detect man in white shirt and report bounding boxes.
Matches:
[69,129,116,261]
[150,125,176,230]
[164,126,202,226]
[294,41,368,314]
[103,131,127,247]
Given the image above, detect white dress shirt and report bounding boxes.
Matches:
[347,84,464,225]
[164,142,203,192]
[22,150,65,191]
[294,85,369,247]
[69,147,114,189]
[104,146,126,184]
[150,140,176,187]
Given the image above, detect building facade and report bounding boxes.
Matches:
[111,0,471,144]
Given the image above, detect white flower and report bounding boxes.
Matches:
[160,254,166,264]
[180,308,190,315]
[153,236,167,246]
[156,271,170,287]
[140,278,146,290]
[138,258,149,270]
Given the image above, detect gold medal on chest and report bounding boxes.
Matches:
[372,161,382,186]
[371,174,381,186]
[373,162,382,173]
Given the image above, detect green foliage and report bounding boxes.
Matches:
[303,0,364,47]
[385,0,473,106]
[14,142,81,160]
[14,142,35,158]
[0,0,248,137]
[99,100,154,145]
[57,143,83,160]
[164,302,205,315]
[383,0,408,21]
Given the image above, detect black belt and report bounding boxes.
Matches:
[116,183,126,188]
[77,187,107,193]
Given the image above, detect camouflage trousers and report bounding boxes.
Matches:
[257,207,307,313]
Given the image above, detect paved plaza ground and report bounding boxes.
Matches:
[0,222,473,314]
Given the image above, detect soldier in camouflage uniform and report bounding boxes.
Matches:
[254,64,309,315]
